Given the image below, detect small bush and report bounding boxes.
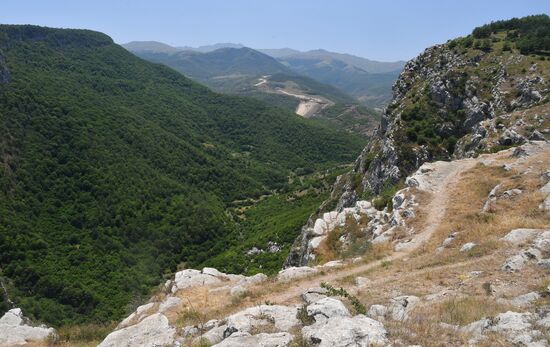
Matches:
[320,282,366,315]
[296,304,315,326]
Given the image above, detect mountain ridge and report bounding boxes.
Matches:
[122,41,404,108]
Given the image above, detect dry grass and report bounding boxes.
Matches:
[426,296,511,325]
[421,160,549,260]
[385,296,513,346]
[350,148,550,345]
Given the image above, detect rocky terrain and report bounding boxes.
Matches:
[18,139,548,346]
[286,19,550,267]
[103,142,548,346]
[4,16,550,347]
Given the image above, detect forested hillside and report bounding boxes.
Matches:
[0,25,366,326]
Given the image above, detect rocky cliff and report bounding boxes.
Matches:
[286,16,550,267]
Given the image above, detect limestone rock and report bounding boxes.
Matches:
[212,332,293,347]
[301,287,328,304]
[158,296,182,313]
[230,285,247,297]
[0,308,56,347]
[237,273,267,287]
[389,296,419,321]
[117,302,155,328]
[172,269,222,293]
[537,259,550,269]
[306,297,351,323]
[460,242,476,252]
[302,315,389,347]
[488,311,543,345]
[355,276,371,288]
[534,230,550,253]
[99,313,175,347]
[321,260,344,268]
[204,305,299,345]
[509,292,541,307]
[367,304,388,321]
[499,129,525,146]
[482,184,501,212]
[202,267,226,278]
[0,308,24,326]
[502,253,530,272]
[501,229,540,245]
[277,266,318,281]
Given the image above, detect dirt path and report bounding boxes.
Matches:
[267,158,478,305]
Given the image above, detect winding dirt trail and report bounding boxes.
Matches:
[267,157,478,305]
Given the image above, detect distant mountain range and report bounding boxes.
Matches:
[124,42,381,135]
[123,41,405,109]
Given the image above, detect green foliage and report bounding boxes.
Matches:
[296,304,315,326]
[320,282,366,315]
[372,181,403,211]
[130,48,377,135]
[0,25,365,326]
[472,14,550,55]
[201,168,343,275]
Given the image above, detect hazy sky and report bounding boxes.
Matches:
[2,0,549,61]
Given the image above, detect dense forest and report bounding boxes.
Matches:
[472,14,550,54]
[0,25,366,326]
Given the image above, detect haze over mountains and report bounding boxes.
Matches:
[124,41,384,135]
[123,41,405,110]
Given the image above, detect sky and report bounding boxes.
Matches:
[2,0,549,61]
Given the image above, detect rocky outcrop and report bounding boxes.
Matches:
[306,297,351,323]
[212,332,293,347]
[501,229,550,272]
[277,266,318,281]
[458,311,548,346]
[99,313,176,347]
[0,308,56,347]
[286,31,550,267]
[301,314,389,347]
[100,266,269,346]
[200,305,300,345]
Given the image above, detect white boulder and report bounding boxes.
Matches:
[172,268,222,293]
[99,313,176,347]
[388,295,419,321]
[158,296,182,313]
[0,308,56,347]
[306,297,351,323]
[212,332,293,347]
[302,315,389,347]
[313,219,328,236]
[355,276,371,288]
[367,304,388,320]
[301,287,328,304]
[488,311,543,345]
[277,267,318,281]
[204,305,299,345]
[460,242,477,252]
[501,229,540,245]
[509,292,541,307]
[117,302,155,328]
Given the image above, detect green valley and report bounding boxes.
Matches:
[0,25,366,326]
